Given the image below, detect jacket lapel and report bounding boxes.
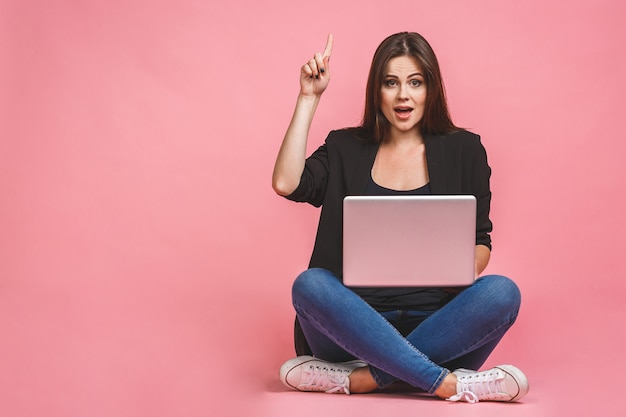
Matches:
[425,134,447,194]
[349,139,379,195]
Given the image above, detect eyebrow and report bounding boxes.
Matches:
[384,72,424,78]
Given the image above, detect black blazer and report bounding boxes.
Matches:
[286,128,493,280]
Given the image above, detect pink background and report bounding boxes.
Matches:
[1,0,625,415]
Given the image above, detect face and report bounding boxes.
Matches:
[379,55,427,138]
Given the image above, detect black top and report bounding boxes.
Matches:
[363,176,432,196]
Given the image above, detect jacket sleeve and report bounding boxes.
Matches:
[472,138,493,249]
[283,139,331,208]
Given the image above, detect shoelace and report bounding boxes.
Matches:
[448,391,480,403]
[447,370,506,403]
[298,364,351,394]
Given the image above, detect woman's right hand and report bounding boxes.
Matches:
[299,33,333,97]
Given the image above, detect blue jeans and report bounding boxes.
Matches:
[292,268,521,394]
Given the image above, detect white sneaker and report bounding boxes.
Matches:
[279,355,368,394]
[448,365,529,403]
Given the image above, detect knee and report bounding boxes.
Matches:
[292,268,340,302]
[478,274,522,316]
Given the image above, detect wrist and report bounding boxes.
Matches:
[294,93,321,117]
[297,92,321,103]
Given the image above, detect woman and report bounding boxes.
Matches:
[272,32,528,403]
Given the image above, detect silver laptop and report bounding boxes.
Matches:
[342,195,476,287]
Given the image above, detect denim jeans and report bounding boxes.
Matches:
[292,268,521,394]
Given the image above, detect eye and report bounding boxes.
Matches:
[383,79,398,87]
[410,79,423,87]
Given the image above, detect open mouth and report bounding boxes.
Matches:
[394,107,413,116]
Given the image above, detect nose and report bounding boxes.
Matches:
[397,83,409,100]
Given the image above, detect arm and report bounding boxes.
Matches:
[272,34,334,196]
[469,136,493,277]
[475,244,491,278]
[471,136,493,250]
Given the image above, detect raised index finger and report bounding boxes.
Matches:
[323,33,334,58]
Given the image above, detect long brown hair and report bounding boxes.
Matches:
[359,32,458,142]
